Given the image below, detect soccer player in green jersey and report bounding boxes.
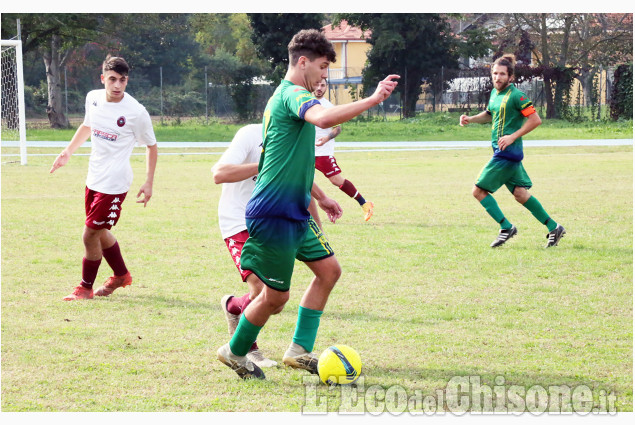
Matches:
[460,54,565,248]
[217,29,399,379]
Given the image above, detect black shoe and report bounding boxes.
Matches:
[545,224,566,248]
[490,225,517,248]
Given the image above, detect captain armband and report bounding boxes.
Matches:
[521,105,536,117]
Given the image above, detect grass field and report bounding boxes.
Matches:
[1,144,632,413]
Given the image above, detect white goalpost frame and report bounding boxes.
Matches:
[1,39,27,165]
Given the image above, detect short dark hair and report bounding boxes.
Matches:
[493,54,515,77]
[102,55,129,77]
[288,29,336,66]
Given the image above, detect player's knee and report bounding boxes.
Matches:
[513,188,530,203]
[330,175,344,187]
[472,186,486,200]
[263,289,289,311]
[321,262,342,287]
[82,226,102,244]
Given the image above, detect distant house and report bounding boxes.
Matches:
[322,20,371,104]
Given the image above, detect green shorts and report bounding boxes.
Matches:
[475,156,533,194]
[240,216,334,292]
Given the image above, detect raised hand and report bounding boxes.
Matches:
[372,74,400,104]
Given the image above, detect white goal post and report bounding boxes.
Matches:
[1,39,27,165]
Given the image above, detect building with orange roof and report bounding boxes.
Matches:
[322,20,372,104]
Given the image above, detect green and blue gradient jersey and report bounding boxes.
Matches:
[486,83,536,162]
[245,80,320,221]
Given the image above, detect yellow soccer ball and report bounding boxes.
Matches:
[317,345,362,385]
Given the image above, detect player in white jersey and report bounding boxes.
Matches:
[212,124,336,368]
[50,55,158,301]
[313,78,374,221]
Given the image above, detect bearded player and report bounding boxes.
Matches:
[460,54,565,248]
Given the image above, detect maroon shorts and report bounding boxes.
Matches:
[315,155,342,177]
[85,187,127,230]
[224,229,253,282]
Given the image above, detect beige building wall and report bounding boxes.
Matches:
[325,40,370,105]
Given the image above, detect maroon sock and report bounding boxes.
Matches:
[227,295,258,351]
[339,179,366,206]
[226,293,252,315]
[102,241,128,277]
[81,257,102,289]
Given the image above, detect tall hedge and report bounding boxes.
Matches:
[610,63,633,121]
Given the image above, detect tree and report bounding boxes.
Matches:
[190,13,269,121]
[337,13,459,118]
[509,13,633,118]
[247,13,326,84]
[1,14,103,128]
[112,14,199,88]
[568,14,633,109]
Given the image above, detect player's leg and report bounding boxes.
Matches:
[510,166,565,247]
[226,274,279,368]
[217,217,305,379]
[317,155,373,221]
[283,255,341,373]
[92,192,132,297]
[64,188,106,300]
[217,285,287,379]
[93,230,131,296]
[222,230,260,331]
[474,158,517,247]
[219,230,278,367]
[63,225,104,301]
[283,218,340,373]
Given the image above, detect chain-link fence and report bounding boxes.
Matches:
[22,65,620,126]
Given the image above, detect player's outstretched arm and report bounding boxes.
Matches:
[212,162,259,184]
[305,75,400,129]
[136,143,158,207]
[311,182,343,224]
[459,111,491,126]
[49,125,92,173]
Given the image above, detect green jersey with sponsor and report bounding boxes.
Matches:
[487,83,535,162]
[245,79,320,221]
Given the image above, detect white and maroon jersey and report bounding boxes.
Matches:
[83,89,157,194]
[216,124,263,239]
[314,97,336,157]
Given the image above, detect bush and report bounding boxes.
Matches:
[610,63,633,121]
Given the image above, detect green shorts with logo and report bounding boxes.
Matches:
[240,216,334,292]
[475,156,533,194]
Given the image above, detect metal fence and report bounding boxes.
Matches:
[23,65,619,125]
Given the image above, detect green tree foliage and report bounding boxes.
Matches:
[337,13,458,118]
[204,50,266,121]
[190,14,270,121]
[190,13,261,66]
[247,13,326,84]
[112,14,198,87]
[1,14,104,128]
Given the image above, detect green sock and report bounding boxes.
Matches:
[292,306,323,353]
[229,314,262,356]
[480,194,512,229]
[523,195,557,231]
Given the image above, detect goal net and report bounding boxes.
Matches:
[1,39,27,165]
